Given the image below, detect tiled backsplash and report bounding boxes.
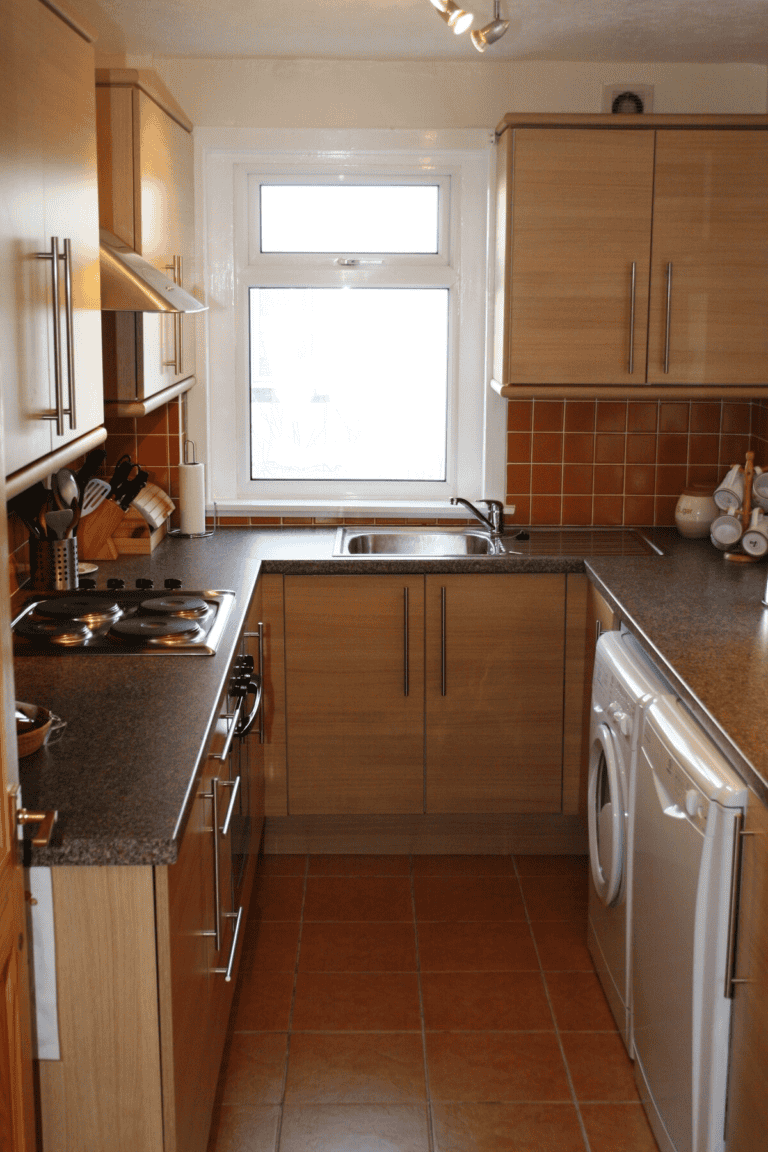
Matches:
[505,398,766,526]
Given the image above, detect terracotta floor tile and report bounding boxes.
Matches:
[412,855,517,877]
[231,970,295,1032]
[545,972,617,1031]
[220,1033,288,1105]
[519,874,589,921]
[251,876,304,921]
[284,1033,426,1104]
[431,1102,586,1152]
[514,854,589,877]
[418,922,538,972]
[304,877,413,922]
[299,922,417,972]
[278,1104,430,1152]
[561,1031,639,1102]
[292,972,421,1031]
[421,971,553,1031]
[208,1104,280,1152]
[258,854,307,876]
[240,920,301,972]
[426,1032,571,1102]
[531,920,594,971]
[580,1103,660,1151]
[414,877,526,921]
[308,854,411,876]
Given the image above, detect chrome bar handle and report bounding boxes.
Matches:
[664,262,673,374]
[61,239,76,429]
[628,261,636,375]
[36,237,64,435]
[177,256,184,376]
[403,587,409,697]
[219,773,242,838]
[595,619,603,644]
[212,904,244,981]
[245,626,266,743]
[210,692,247,762]
[200,777,222,951]
[725,810,746,998]
[163,256,181,373]
[441,586,447,697]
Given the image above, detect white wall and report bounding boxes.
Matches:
[111,56,768,126]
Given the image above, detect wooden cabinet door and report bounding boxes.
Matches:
[724,796,768,1152]
[425,574,565,813]
[284,576,425,815]
[648,131,768,384]
[503,129,655,385]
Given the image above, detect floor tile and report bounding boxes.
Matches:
[531,920,594,971]
[308,854,411,876]
[561,1032,639,1102]
[426,1032,571,1102]
[207,1104,280,1152]
[414,877,526,921]
[284,1033,426,1104]
[421,971,553,1031]
[251,876,305,921]
[292,971,421,1031]
[231,970,295,1032]
[418,922,538,972]
[412,855,517,877]
[514,854,589,877]
[545,972,617,1031]
[304,877,413,922]
[220,1033,288,1105]
[259,854,307,876]
[299,921,417,972]
[278,1104,430,1152]
[240,920,301,972]
[580,1103,660,1151]
[519,874,589,921]
[431,1101,586,1152]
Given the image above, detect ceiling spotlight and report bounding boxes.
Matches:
[470,0,509,50]
[431,0,474,35]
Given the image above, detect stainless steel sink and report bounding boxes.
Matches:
[334,527,495,556]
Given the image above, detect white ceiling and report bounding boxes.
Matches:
[77,0,768,64]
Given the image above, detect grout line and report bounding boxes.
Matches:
[411,855,436,1152]
[512,856,594,1152]
[273,853,309,1152]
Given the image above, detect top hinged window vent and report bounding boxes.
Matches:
[601,84,655,114]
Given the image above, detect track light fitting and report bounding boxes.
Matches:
[470,0,509,50]
[431,0,474,34]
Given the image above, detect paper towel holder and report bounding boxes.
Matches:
[167,440,216,539]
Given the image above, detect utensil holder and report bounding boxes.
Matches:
[30,538,78,591]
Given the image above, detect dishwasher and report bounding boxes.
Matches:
[632,694,747,1152]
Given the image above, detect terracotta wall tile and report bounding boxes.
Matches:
[532,433,563,462]
[507,401,533,431]
[563,464,593,494]
[594,435,624,465]
[626,435,657,465]
[563,435,595,464]
[562,495,592,525]
[595,402,626,433]
[530,494,562,524]
[658,402,689,433]
[657,434,688,465]
[533,402,564,432]
[532,464,563,495]
[627,403,657,433]
[593,465,625,495]
[507,433,532,462]
[564,402,595,432]
[690,402,721,434]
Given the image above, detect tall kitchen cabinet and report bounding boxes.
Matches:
[0,0,104,484]
[494,116,768,391]
[96,71,196,410]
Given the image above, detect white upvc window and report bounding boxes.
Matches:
[196,130,504,515]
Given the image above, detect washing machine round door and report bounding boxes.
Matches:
[588,724,624,907]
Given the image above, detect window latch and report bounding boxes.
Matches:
[336,258,383,266]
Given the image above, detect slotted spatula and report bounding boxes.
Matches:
[80,477,111,518]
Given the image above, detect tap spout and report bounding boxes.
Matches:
[450,497,504,536]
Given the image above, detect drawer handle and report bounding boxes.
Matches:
[219,774,242,838]
[17,808,58,848]
[628,261,636,375]
[210,693,247,762]
[441,586,447,696]
[213,904,244,982]
[403,587,409,697]
[200,777,222,950]
[244,626,266,743]
[664,262,673,374]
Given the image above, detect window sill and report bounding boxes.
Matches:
[211,499,473,521]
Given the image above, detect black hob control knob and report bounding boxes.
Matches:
[107,578,125,590]
[164,578,183,590]
[78,578,97,590]
[136,579,154,590]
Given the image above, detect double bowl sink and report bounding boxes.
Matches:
[333,525,662,558]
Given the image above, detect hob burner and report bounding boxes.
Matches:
[15,617,92,647]
[139,596,208,619]
[109,617,204,646]
[35,597,122,628]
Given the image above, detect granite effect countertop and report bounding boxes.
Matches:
[14,524,768,866]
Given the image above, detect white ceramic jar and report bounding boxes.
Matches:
[675,487,719,538]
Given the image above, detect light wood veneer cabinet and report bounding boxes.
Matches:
[96,71,196,405]
[494,115,768,389]
[284,574,576,816]
[0,0,104,479]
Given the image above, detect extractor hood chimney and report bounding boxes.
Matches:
[99,229,207,313]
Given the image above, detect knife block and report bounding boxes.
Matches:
[77,499,125,560]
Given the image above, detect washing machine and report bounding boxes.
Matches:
[632,695,747,1152]
[587,629,672,1049]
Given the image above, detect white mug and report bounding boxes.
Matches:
[742,508,768,557]
[710,513,743,550]
[753,470,768,512]
[714,465,744,512]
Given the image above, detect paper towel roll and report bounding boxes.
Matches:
[179,461,206,535]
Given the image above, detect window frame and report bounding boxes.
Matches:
[194,129,505,516]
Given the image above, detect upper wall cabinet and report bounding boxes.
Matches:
[96,71,196,408]
[493,115,768,393]
[0,0,104,483]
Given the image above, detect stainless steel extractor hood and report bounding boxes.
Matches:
[99,229,207,313]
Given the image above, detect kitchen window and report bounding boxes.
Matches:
[197,130,503,513]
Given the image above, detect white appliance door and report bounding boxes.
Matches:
[588,723,624,907]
